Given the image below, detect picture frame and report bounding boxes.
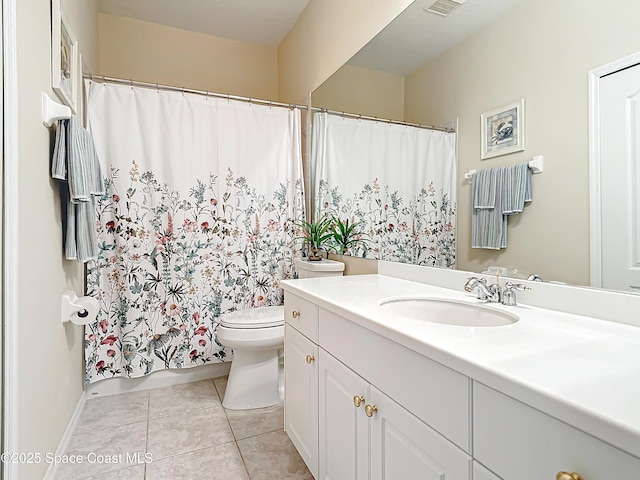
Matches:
[51,0,78,113]
[481,99,525,160]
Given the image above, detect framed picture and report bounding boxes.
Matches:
[481,99,525,159]
[51,0,78,113]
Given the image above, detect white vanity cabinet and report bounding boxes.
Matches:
[474,382,640,480]
[285,292,472,479]
[284,281,640,480]
[284,294,320,478]
[319,349,470,480]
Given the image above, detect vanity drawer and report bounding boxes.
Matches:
[318,307,471,453]
[285,293,319,342]
[473,382,640,480]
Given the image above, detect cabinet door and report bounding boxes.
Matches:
[369,386,471,480]
[284,324,319,478]
[319,349,370,480]
[474,382,640,480]
[473,461,502,480]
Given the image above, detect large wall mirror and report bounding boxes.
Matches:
[311,0,640,293]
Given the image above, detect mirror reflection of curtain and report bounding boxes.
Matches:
[84,81,304,384]
[311,112,456,266]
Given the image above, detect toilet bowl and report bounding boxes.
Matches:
[217,306,285,410]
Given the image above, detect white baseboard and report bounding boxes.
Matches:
[42,391,87,480]
[84,362,231,398]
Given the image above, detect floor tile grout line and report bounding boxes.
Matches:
[220,398,254,479]
[233,426,286,443]
[143,439,238,463]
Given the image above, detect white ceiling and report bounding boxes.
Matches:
[97,0,524,75]
[97,0,310,47]
[348,0,526,76]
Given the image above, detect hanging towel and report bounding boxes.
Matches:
[52,117,104,262]
[471,163,532,250]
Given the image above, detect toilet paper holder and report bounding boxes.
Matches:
[62,291,99,325]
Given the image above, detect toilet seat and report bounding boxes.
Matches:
[220,305,284,329]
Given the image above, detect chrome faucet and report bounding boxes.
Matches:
[464,275,531,305]
[464,277,497,302]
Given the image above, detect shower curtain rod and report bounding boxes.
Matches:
[83,74,304,110]
[83,75,454,133]
[310,107,455,133]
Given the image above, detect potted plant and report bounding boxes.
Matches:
[329,216,370,256]
[294,215,334,261]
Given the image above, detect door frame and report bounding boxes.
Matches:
[589,50,640,288]
[3,0,19,477]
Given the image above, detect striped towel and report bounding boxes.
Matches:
[471,163,532,250]
[52,117,104,262]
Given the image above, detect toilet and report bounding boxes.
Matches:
[217,257,344,410]
[294,257,346,278]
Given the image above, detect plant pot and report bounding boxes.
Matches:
[307,247,323,261]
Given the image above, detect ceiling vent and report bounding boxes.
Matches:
[424,0,466,17]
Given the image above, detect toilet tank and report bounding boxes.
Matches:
[294,258,345,279]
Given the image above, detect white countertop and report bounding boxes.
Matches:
[281,274,640,459]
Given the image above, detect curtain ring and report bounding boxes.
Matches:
[227,94,230,103]
[182,87,185,96]
[205,90,209,100]
[155,83,159,93]
[269,100,272,109]
[129,79,134,89]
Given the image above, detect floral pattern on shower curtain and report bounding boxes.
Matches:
[84,82,304,384]
[311,112,457,267]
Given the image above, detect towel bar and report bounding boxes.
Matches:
[464,155,543,180]
[42,92,72,127]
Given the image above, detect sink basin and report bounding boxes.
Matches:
[379,297,519,327]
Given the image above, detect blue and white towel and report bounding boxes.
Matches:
[52,117,104,262]
[471,163,532,250]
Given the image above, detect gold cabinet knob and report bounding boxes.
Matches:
[291,310,300,318]
[556,472,583,480]
[305,355,315,364]
[353,395,365,408]
[364,404,378,417]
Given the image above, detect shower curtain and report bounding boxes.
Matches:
[84,82,304,384]
[311,112,457,266]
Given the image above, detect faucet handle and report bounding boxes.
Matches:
[493,269,501,283]
[504,281,531,291]
[501,282,531,306]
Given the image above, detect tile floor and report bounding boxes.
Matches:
[54,377,313,480]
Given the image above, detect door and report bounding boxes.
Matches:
[368,386,471,480]
[318,349,369,480]
[284,324,319,477]
[599,62,640,292]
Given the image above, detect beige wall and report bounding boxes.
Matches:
[15,0,99,477]
[98,13,278,100]
[278,0,414,104]
[404,0,640,286]
[312,64,405,120]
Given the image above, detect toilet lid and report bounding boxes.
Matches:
[220,306,284,329]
